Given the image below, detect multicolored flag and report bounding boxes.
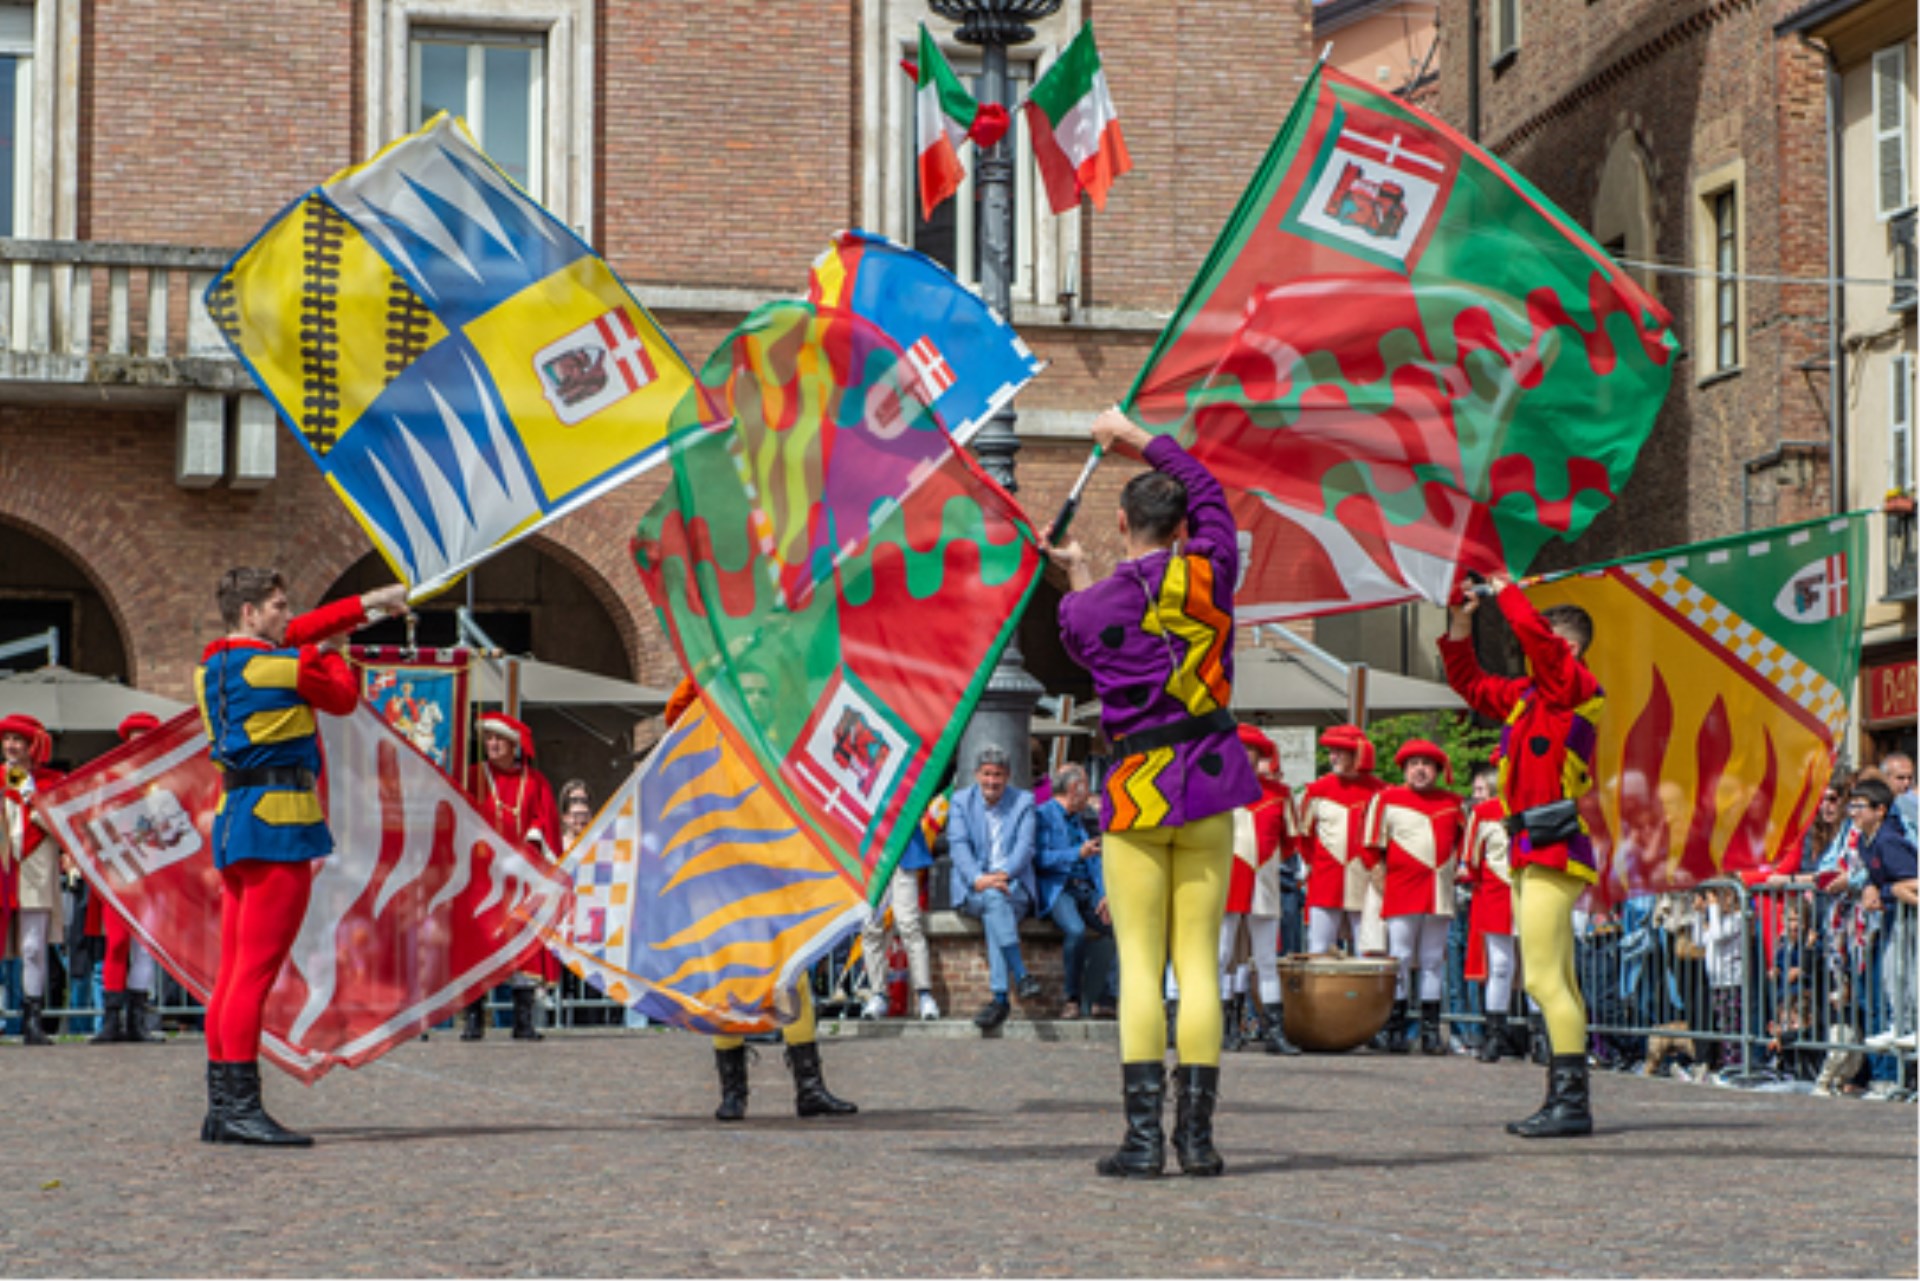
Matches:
[550,692,868,1034]
[1024,21,1132,213]
[207,114,718,601]
[38,706,572,1082]
[806,229,1042,444]
[635,300,1043,907]
[1526,513,1869,901]
[1123,64,1676,620]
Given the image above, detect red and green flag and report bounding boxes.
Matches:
[1024,22,1132,213]
[634,300,1043,903]
[1123,64,1677,620]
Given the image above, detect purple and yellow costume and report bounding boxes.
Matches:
[1061,435,1259,1084]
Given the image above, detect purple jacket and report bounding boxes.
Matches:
[1059,435,1260,832]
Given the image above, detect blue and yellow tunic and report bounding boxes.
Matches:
[195,598,365,870]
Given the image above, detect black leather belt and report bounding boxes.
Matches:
[222,767,317,792]
[1113,708,1237,757]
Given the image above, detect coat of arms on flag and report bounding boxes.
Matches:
[536,308,660,425]
[787,672,917,836]
[1775,552,1850,624]
[1286,103,1455,271]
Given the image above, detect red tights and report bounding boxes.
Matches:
[101,907,134,991]
[206,860,313,1063]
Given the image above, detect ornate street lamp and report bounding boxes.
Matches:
[928,0,1059,790]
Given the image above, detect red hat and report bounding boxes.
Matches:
[479,712,535,760]
[0,712,52,766]
[118,712,162,743]
[1319,723,1376,773]
[1395,738,1453,784]
[1235,722,1278,764]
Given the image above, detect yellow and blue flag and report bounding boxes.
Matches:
[208,115,718,599]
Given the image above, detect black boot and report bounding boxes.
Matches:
[212,1062,313,1147]
[1096,1062,1166,1178]
[1478,1013,1508,1063]
[1506,1054,1593,1138]
[90,991,127,1044]
[1419,1001,1446,1056]
[785,1041,858,1117]
[511,987,544,1041]
[460,998,487,1041]
[125,991,161,1043]
[200,1061,229,1143]
[1172,1064,1226,1177]
[1221,997,1245,1053]
[713,1045,750,1122]
[1528,1014,1551,1065]
[1385,1000,1412,1054]
[21,997,50,1045]
[1259,1007,1302,1056]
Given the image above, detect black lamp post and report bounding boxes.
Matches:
[928,0,1058,790]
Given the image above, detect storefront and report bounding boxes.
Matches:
[1861,647,1918,765]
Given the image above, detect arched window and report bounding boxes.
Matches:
[1593,132,1657,294]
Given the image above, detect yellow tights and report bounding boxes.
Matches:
[1516,863,1588,1056]
[1103,812,1234,1067]
[712,983,815,1051]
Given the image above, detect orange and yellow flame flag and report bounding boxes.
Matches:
[1528,513,1869,901]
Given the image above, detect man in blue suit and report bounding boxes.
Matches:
[948,746,1041,1030]
[1035,763,1114,1020]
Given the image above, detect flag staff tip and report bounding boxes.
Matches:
[1318,43,1332,64]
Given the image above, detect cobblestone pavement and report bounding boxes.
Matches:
[0,1027,1914,1278]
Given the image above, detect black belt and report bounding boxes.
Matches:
[222,767,317,792]
[1113,708,1237,758]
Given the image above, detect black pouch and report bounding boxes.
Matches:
[1515,799,1583,847]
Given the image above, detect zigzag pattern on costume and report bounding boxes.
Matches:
[1141,554,1232,716]
[1106,746,1174,831]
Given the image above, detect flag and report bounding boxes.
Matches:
[38,707,572,1082]
[1526,514,1869,901]
[550,693,869,1035]
[207,114,719,601]
[806,229,1042,444]
[1024,21,1132,213]
[1122,64,1676,621]
[634,300,1043,905]
[916,26,980,219]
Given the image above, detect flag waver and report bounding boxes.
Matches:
[1527,514,1869,902]
[1024,22,1132,213]
[208,114,719,600]
[1123,65,1676,621]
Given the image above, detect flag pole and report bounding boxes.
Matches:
[1045,444,1104,544]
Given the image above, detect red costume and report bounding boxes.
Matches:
[1298,726,1384,913]
[1461,798,1516,979]
[86,712,168,1041]
[1225,726,1294,916]
[1362,743,1465,919]
[470,714,561,982]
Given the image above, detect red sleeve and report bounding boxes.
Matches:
[1498,585,1599,712]
[285,596,371,649]
[296,648,360,716]
[1438,631,1522,722]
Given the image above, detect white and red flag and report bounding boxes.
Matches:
[38,706,573,1083]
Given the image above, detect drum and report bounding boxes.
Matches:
[1278,952,1398,1052]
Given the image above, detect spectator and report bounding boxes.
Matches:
[860,808,940,1022]
[1878,752,1916,836]
[559,779,593,849]
[1033,763,1112,1021]
[1690,885,1745,1072]
[1852,778,1918,1054]
[946,746,1041,1031]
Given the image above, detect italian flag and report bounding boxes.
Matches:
[916,26,978,220]
[1023,22,1131,214]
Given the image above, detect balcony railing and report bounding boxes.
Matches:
[0,237,251,392]
[1888,508,1917,603]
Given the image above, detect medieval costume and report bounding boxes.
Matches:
[1361,740,1465,1055]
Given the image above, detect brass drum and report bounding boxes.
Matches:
[1279,953,1398,1052]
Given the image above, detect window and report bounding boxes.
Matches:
[1491,0,1520,65]
[1712,189,1738,372]
[1873,44,1912,219]
[410,32,544,192]
[1894,353,1914,497]
[0,5,30,238]
[1593,132,1656,293]
[907,55,1036,295]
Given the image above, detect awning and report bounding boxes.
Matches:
[469,657,670,711]
[1230,646,1465,717]
[0,666,191,734]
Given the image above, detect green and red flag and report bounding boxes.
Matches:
[1527,514,1869,902]
[1123,64,1676,620]
[1024,21,1132,213]
[634,300,1043,906]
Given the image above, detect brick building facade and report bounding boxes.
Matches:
[0,0,1316,797]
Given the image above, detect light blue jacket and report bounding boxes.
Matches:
[946,783,1038,907]
[1034,798,1106,915]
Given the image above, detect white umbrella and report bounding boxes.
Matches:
[0,666,190,734]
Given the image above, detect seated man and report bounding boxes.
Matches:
[1035,763,1113,1020]
[947,746,1041,1030]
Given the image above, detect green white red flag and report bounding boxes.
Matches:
[916,26,980,219]
[1024,22,1132,213]
[1123,64,1676,620]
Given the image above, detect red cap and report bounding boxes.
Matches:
[479,713,535,761]
[118,712,162,743]
[1236,722,1278,763]
[1395,738,1454,784]
[1319,723,1376,773]
[0,712,52,766]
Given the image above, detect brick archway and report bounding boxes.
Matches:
[0,512,136,681]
